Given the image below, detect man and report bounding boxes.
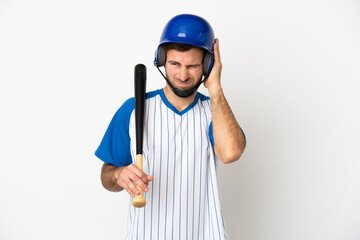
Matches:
[95,14,246,239]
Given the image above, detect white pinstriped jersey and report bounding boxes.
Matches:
[96,89,228,240]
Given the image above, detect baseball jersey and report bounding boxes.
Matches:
[95,89,228,240]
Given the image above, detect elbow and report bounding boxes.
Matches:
[217,141,246,164]
[220,150,243,164]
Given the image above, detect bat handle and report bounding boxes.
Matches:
[132,154,146,208]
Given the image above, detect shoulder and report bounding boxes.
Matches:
[112,97,134,124]
[196,92,210,102]
[146,89,161,99]
[115,89,161,117]
[120,97,135,111]
[195,92,211,111]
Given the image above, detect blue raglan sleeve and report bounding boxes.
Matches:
[95,98,135,167]
[209,122,214,146]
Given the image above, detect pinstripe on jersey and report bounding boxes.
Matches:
[96,89,228,240]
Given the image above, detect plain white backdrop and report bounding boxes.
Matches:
[1,0,359,239]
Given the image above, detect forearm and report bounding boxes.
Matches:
[209,86,246,163]
[101,163,124,192]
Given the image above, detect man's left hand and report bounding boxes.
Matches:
[204,38,223,95]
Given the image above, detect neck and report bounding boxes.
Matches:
[163,85,197,112]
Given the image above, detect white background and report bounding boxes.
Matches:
[1,0,360,239]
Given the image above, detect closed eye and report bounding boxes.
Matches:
[187,64,201,69]
[168,61,179,66]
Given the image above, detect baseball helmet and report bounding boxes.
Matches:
[154,14,215,76]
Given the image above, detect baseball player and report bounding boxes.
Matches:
[95,14,246,239]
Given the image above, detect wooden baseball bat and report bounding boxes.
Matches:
[132,64,147,208]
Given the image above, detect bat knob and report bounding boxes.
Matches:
[132,196,146,208]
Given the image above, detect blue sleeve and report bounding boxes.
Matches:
[209,122,214,146]
[95,98,135,167]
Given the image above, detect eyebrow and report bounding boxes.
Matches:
[167,60,201,68]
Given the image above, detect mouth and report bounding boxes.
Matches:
[176,83,193,90]
[173,79,195,90]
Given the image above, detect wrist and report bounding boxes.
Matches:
[114,166,124,179]
[208,84,224,100]
[113,166,125,191]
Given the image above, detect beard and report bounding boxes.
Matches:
[166,75,202,91]
[165,75,204,98]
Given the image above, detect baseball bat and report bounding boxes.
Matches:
[132,63,147,208]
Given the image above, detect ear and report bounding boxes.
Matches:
[156,45,166,67]
[202,52,214,76]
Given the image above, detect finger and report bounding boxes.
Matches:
[116,167,142,195]
[124,165,150,192]
[118,177,139,197]
[213,38,222,64]
[130,172,149,192]
[118,164,152,194]
[128,164,152,186]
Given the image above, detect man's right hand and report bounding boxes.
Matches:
[101,163,153,197]
[114,164,153,197]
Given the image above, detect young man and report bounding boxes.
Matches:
[95,14,246,239]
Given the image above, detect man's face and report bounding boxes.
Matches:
[165,47,203,91]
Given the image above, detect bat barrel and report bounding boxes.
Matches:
[134,64,147,155]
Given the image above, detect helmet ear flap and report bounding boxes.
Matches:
[156,45,166,67]
[203,52,214,76]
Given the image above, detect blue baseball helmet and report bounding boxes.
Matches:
[154,14,215,76]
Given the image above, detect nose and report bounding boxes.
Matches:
[177,67,189,81]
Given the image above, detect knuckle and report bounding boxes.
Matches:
[128,164,136,169]
[119,168,129,177]
[137,181,145,188]
[128,183,136,190]
[131,173,140,181]
[138,172,146,178]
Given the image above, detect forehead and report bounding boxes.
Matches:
[166,48,203,64]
